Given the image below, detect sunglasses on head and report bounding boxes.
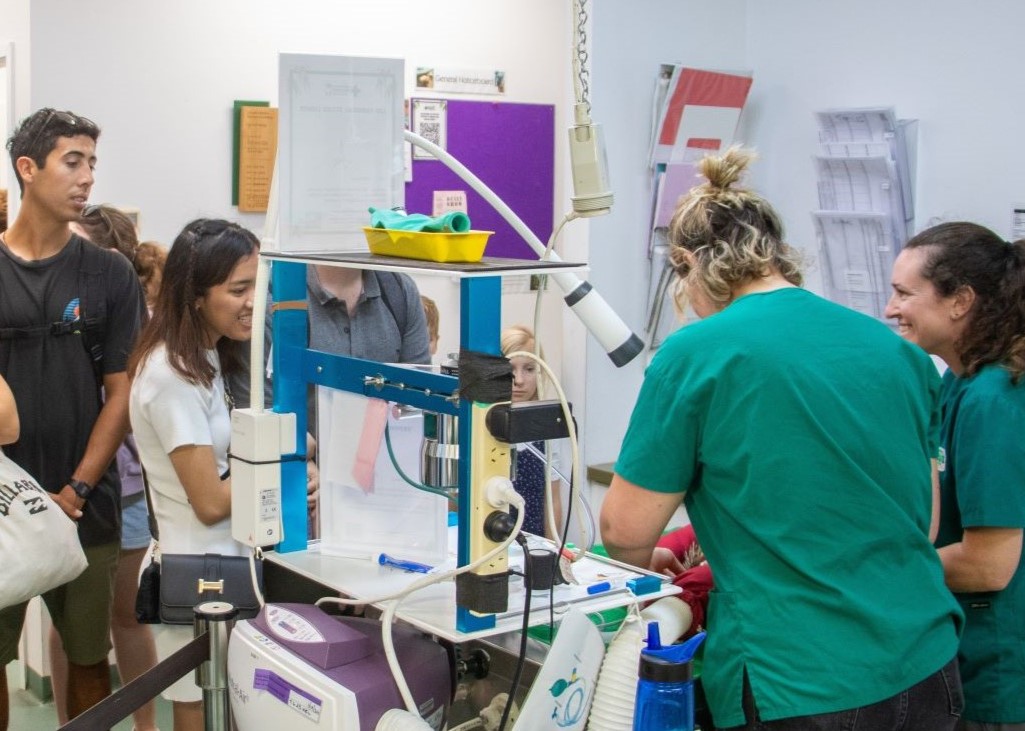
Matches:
[28,109,95,152]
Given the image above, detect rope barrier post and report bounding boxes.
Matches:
[194,601,239,731]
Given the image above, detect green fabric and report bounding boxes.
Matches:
[615,288,962,728]
[937,365,1025,723]
[369,206,470,233]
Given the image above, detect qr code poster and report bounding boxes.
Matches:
[412,99,448,160]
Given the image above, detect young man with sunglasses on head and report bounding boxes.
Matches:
[0,108,145,728]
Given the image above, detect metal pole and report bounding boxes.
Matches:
[194,601,239,731]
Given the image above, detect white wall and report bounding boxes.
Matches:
[20,0,580,391]
[585,0,1025,467]
[584,0,749,465]
[743,0,1025,297]
[26,0,573,246]
[0,0,29,208]
[13,0,1025,482]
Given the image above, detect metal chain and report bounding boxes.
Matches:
[576,0,591,114]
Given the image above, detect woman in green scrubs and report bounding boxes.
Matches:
[601,148,964,730]
[886,222,1025,731]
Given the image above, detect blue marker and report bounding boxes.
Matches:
[378,553,433,574]
[586,581,613,595]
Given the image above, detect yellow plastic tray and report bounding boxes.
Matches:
[363,227,492,263]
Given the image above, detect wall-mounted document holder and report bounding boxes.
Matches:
[813,107,917,320]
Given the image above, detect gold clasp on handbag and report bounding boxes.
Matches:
[197,578,224,594]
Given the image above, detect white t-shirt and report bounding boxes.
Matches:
[130,344,241,558]
[130,344,245,702]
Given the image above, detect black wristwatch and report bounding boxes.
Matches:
[68,479,93,500]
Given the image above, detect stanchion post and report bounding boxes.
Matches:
[194,601,239,731]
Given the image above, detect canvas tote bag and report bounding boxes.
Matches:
[0,449,88,609]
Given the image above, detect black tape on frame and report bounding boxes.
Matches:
[459,350,512,404]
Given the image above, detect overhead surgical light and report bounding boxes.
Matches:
[568,0,613,217]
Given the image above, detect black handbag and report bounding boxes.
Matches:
[135,468,263,626]
[135,555,162,624]
[158,552,263,625]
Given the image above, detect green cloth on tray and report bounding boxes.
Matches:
[369,206,470,233]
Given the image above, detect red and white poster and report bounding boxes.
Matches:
[651,67,753,166]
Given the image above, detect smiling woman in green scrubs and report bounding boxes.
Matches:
[887,222,1025,731]
[600,147,964,730]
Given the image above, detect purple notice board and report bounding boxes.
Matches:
[407,99,555,260]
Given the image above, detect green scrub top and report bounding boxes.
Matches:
[936,365,1025,723]
[616,288,962,728]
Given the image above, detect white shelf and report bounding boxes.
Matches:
[260,250,588,280]
[265,539,680,644]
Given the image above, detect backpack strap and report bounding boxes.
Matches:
[77,244,109,386]
[376,271,408,335]
[0,240,108,389]
[297,270,409,341]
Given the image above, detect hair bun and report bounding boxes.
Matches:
[699,145,755,190]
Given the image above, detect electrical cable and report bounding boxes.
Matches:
[383,420,456,498]
[498,533,533,731]
[315,488,526,719]
[531,210,579,346]
[405,129,642,369]
[504,350,589,560]
[520,442,597,549]
[526,211,583,572]
[249,547,265,609]
[314,489,524,612]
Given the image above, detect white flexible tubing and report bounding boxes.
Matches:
[321,472,526,723]
[506,351,589,560]
[529,211,585,549]
[403,130,636,363]
[447,719,485,731]
[403,130,570,280]
[375,490,527,717]
[526,442,596,549]
[374,708,434,731]
[586,612,644,730]
[640,596,694,646]
[314,489,526,612]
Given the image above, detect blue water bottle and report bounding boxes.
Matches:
[633,624,707,731]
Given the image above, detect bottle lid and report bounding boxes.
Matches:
[638,654,693,683]
[637,625,707,683]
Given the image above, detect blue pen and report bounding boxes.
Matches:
[378,553,433,574]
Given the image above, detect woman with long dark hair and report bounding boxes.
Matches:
[887,221,1025,730]
[129,218,258,731]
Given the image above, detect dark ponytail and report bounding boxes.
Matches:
[905,223,1025,380]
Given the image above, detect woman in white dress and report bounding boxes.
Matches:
[128,218,259,731]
